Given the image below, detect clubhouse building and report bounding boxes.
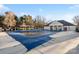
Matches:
[44,20,76,31]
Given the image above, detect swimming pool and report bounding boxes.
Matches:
[8,30,54,51]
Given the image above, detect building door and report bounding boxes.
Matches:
[64,27,67,31]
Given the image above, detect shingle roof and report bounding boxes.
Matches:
[58,20,75,26]
[45,20,75,26]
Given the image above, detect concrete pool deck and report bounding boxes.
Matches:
[0,31,79,54]
[0,32,27,54]
[27,31,79,54]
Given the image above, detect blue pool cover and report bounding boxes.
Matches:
[8,31,53,51]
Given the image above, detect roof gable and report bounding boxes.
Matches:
[49,21,63,26]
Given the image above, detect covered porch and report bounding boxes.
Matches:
[49,21,63,31]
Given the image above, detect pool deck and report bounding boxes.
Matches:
[27,31,79,54]
[0,31,79,54]
[0,32,27,54]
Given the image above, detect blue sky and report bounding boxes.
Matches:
[0,4,79,23]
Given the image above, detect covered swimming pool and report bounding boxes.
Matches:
[8,30,55,51]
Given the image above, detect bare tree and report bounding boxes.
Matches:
[3,11,16,31]
[34,16,45,29]
[73,16,79,25]
[73,16,79,32]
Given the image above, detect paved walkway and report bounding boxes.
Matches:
[27,31,79,54]
[0,32,27,54]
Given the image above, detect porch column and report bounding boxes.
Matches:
[56,25,58,31]
[62,26,64,31]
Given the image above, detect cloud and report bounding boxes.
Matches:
[0,4,4,9]
[0,4,10,13]
[69,5,79,9]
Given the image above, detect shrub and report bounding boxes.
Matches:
[16,27,32,30]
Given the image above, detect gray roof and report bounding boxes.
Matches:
[46,20,75,26]
[58,20,75,26]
